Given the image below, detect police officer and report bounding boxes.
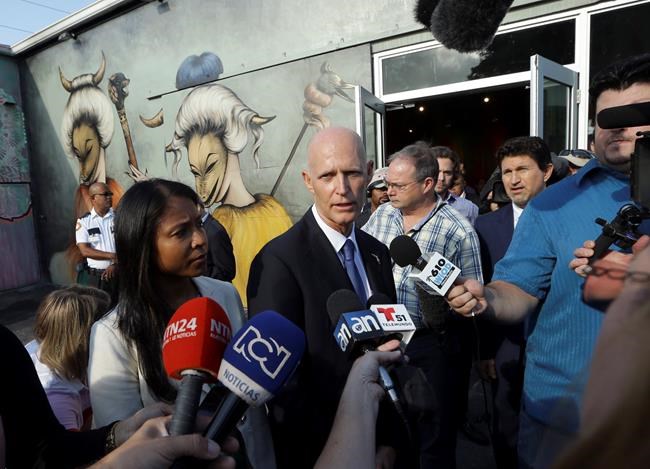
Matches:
[76,182,117,300]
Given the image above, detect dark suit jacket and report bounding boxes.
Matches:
[475,203,525,355]
[475,203,514,283]
[247,208,396,468]
[203,215,236,282]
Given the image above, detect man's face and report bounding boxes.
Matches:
[500,155,552,208]
[594,82,650,172]
[386,157,431,211]
[303,136,368,235]
[187,133,228,207]
[370,186,389,209]
[72,123,101,184]
[90,184,113,213]
[435,157,454,195]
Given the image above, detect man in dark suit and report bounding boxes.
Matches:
[474,136,553,469]
[247,127,398,469]
[200,205,236,282]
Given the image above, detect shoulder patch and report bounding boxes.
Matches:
[75,221,82,231]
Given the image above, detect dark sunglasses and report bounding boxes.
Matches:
[95,192,114,197]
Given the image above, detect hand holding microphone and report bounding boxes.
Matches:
[389,235,460,297]
[327,290,410,425]
[445,277,488,318]
[171,310,305,468]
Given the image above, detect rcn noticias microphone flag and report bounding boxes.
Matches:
[218,310,305,406]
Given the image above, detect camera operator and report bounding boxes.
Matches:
[446,53,650,469]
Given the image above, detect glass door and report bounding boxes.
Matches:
[530,54,579,152]
[354,86,386,168]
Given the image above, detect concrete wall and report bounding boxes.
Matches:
[0,54,41,290]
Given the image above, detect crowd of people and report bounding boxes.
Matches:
[1,53,649,469]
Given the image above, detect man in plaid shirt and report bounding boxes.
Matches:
[364,141,482,469]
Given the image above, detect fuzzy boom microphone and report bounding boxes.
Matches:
[415,0,515,53]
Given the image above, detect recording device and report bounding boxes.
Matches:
[162,298,232,436]
[327,289,408,424]
[206,311,305,440]
[389,235,461,296]
[367,292,416,346]
[589,101,650,264]
[414,0,515,52]
[172,311,305,468]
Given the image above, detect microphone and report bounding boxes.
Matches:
[327,290,407,422]
[597,101,650,129]
[204,310,305,444]
[162,297,232,436]
[415,0,515,52]
[366,293,416,346]
[389,235,461,296]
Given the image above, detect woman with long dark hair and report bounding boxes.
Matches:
[89,178,244,417]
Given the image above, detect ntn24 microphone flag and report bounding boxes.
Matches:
[162,297,232,381]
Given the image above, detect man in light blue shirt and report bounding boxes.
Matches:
[431,146,479,225]
[446,54,650,469]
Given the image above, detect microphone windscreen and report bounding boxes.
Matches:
[218,311,305,406]
[597,101,650,129]
[414,0,441,29]
[367,292,393,308]
[431,0,514,52]
[390,235,422,267]
[327,289,365,325]
[162,297,232,381]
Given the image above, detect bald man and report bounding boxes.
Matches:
[248,127,399,468]
[75,182,117,298]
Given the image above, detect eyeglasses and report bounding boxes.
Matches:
[94,192,113,197]
[385,180,422,192]
[384,179,424,192]
[558,149,597,160]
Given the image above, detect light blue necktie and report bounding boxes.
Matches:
[342,239,367,305]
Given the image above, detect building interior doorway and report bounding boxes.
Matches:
[384,84,529,193]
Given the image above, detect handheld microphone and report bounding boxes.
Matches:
[204,310,305,443]
[597,101,650,129]
[366,293,416,346]
[415,0,515,52]
[171,311,305,469]
[327,290,407,422]
[390,235,461,296]
[162,297,232,436]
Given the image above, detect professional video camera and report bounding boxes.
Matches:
[582,102,650,308]
[589,101,650,262]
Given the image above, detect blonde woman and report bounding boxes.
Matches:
[25,286,109,430]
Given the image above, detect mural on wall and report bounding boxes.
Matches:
[59,52,125,215]
[164,80,292,305]
[0,88,40,289]
[153,55,356,305]
[108,72,150,181]
[270,61,354,196]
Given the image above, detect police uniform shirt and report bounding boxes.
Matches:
[75,208,116,270]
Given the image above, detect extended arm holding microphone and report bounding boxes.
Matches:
[315,349,402,469]
[446,277,538,324]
